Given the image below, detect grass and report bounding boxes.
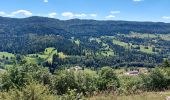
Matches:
[112,39,154,54]
[112,39,129,47]
[58,52,66,59]
[127,33,157,38]
[46,50,58,63]
[0,52,15,58]
[89,37,115,57]
[139,45,153,54]
[44,47,55,55]
[127,32,170,41]
[26,47,57,64]
[74,39,80,46]
[88,91,170,100]
[89,38,102,43]
[100,51,114,56]
[160,34,170,41]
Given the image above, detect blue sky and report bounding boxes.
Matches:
[0,0,170,22]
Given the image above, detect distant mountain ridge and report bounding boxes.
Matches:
[0,16,170,37]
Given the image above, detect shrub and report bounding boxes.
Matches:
[140,68,168,91]
[0,82,57,100]
[97,67,119,91]
[118,76,142,95]
[53,69,98,95]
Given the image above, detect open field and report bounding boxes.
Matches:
[25,47,66,64]
[112,39,154,54]
[126,33,170,41]
[0,52,15,58]
[113,39,129,47]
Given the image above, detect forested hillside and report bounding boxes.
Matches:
[0,16,170,70]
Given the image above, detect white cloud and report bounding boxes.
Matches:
[0,11,5,16]
[11,10,32,17]
[62,12,74,18]
[162,16,170,19]
[133,0,143,2]
[90,14,97,17]
[105,15,115,19]
[110,11,120,14]
[62,12,87,18]
[44,0,48,3]
[48,12,57,18]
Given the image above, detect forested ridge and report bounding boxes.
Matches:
[1,16,170,36]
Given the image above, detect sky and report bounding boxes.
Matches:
[0,0,170,22]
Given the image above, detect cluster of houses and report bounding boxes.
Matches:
[67,66,148,76]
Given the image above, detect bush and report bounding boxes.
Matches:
[0,82,57,100]
[54,70,77,95]
[140,68,168,91]
[97,67,119,91]
[76,69,98,95]
[53,69,98,95]
[118,76,142,94]
[0,63,52,91]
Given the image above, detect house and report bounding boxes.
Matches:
[67,66,83,72]
[0,68,6,73]
[74,66,82,71]
[125,70,139,75]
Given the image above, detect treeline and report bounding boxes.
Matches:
[1,16,170,37]
[0,34,83,55]
[0,60,170,99]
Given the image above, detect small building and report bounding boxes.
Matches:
[67,66,82,72]
[73,66,82,71]
[0,68,6,73]
[125,70,139,75]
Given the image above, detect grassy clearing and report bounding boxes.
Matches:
[112,39,129,47]
[100,51,114,56]
[88,91,170,100]
[74,39,80,46]
[160,34,170,41]
[44,47,55,55]
[58,52,66,59]
[101,42,115,56]
[139,45,153,54]
[46,50,58,63]
[25,47,58,64]
[24,57,39,64]
[0,52,15,58]
[89,38,102,43]
[127,32,170,41]
[89,37,115,56]
[112,39,154,54]
[127,33,158,38]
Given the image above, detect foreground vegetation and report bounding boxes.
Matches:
[0,59,170,100]
[89,91,170,100]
